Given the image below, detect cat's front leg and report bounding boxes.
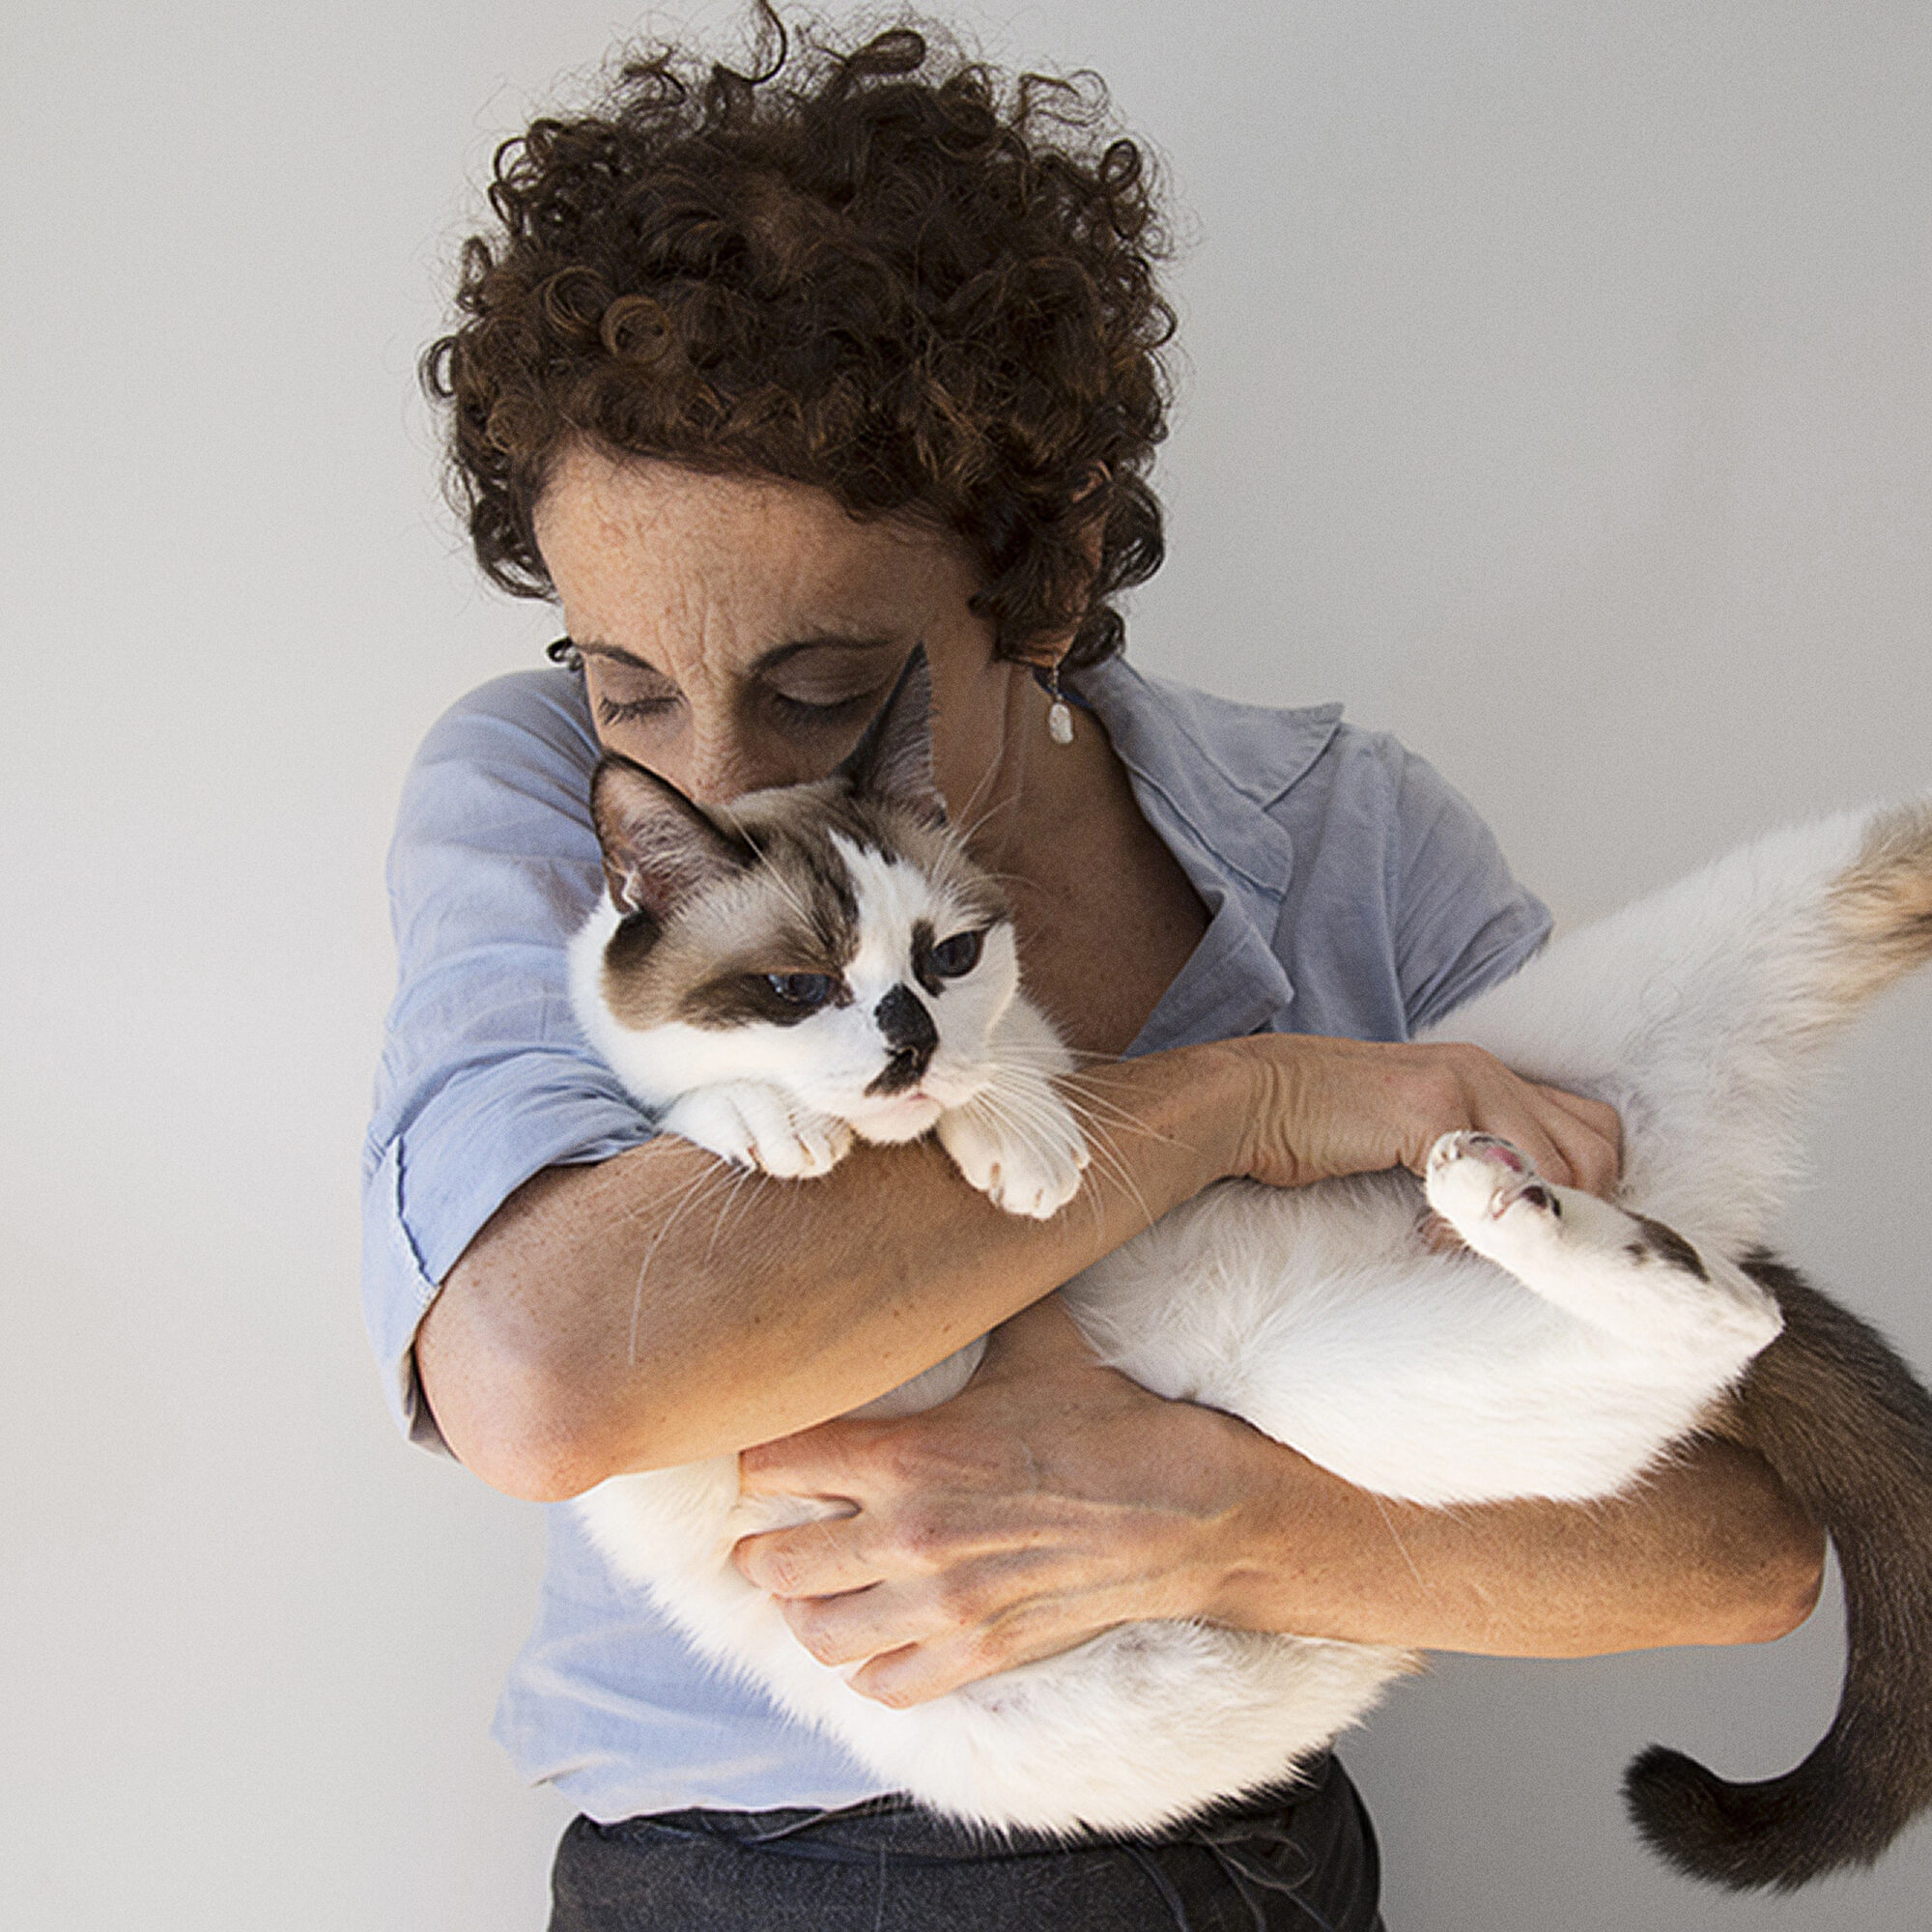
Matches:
[936,1069,1089,1220]
[1425,1131,1782,1361]
[660,1082,854,1179]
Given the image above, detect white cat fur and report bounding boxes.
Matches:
[571,796,1932,1836]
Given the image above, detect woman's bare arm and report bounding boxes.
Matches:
[417,1042,1238,1497]
[417,1034,1624,1499]
[732,1299,1826,1705]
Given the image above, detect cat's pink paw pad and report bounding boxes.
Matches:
[1424,1132,1561,1242]
[1428,1131,1528,1178]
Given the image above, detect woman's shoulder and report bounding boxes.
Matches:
[1087,654,1465,834]
[411,666,600,782]
[1095,658,1549,1033]
[1082,656,1346,810]
[392,667,604,857]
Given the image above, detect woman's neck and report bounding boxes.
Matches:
[938,664,1210,1058]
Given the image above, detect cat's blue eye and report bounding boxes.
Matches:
[927,930,983,979]
[766,972,835,1009]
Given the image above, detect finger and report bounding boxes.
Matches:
[847,1612,1072,1708]
[844,1640,945,1706]
[777,1579,988,1669]
[737,1418,884,1498]
[775,1584,915,1667]
[846,1634,1004,1707]
[732,1515,880,1599]
[1529,1086,1622,1197]
[1536,1083,1622,1152]
[1533,1084,1624,1180]
[1461,1082,1573,1186]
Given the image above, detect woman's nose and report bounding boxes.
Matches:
[680,725,783,807]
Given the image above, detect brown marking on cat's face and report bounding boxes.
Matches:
[599,780,1006,1037]
[582,646,1020,1133]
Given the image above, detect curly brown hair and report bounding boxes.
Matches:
[421,8,1176,669]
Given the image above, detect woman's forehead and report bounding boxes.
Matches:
[535,445,977,658]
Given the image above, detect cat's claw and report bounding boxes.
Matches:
[1424,1131,1562,1247]
[661,1083,854,1179]
[938,1098,1090,1219]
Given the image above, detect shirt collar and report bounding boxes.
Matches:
[1074,657,1341,904]
[1071,657,1344,1055]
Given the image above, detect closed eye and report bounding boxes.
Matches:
[769,687,888,728]
[926,930,983,979]
[599,693,678,724]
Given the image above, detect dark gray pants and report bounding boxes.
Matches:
[550,1752,1385,1931]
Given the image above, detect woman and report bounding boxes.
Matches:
[365,19,1822,1928]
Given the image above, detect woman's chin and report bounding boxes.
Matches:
[850,1094,945,1144]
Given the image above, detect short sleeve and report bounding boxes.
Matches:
[359,669,657,1451]
[1387,747,1552,1034]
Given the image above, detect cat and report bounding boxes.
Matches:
[566,654,1932,1892]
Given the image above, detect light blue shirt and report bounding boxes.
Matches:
[361,653,1550,1822]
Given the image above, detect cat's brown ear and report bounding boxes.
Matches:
[838,646,945,826]
[590,754,751,922]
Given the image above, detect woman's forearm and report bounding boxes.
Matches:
[730,1301,1825,1706]
[1206,1419,1827,1656]
[419,1030,1629,1502]
[417,1043,1244,1496]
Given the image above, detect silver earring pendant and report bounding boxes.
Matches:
[1046,661,1075,745]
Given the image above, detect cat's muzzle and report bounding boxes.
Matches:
[867,985,939,1094]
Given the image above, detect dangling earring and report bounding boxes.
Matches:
[1045,658,1075,746]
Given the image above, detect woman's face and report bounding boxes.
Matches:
[533,445,1026,810]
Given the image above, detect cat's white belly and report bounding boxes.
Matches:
[569,1176,1435,1831]
[574,1144,1775,1833]
[563,724,1932,1872]
[1070,1174,1758,1508]
[577,1454,1409,1833]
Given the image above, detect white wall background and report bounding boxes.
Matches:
[3,2,1928,1926]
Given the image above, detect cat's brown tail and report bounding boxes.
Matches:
[1623,1257,1932,1889]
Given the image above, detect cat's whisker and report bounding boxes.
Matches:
[628,1160,748,1362]
[738,826,816,931]
[1052,1080,1168,1144]
[950,771,1021,851]
[704,1163,771,1266]
[974,1081,1157,1231]
[1072,1124,1158,1233]
[1367,1492,1429,1595]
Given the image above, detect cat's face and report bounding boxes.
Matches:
[576,655,1023,1142]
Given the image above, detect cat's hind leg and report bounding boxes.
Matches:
[1425,1132,1781,1363]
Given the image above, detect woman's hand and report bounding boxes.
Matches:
[1217,1035,1622,1197]
[731,1296,1257,1706]
[732,1296,1823,1702]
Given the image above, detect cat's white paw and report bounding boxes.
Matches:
[1424,1131,1562,1253]
[661,1084,854,1179]
[937,1092,1090,1219]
